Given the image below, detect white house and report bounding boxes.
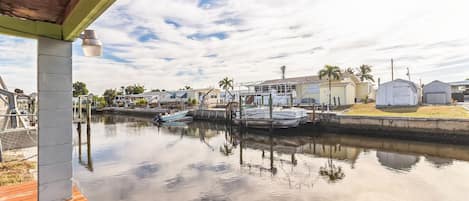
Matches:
[376,79,421,107]
[423,80,451,104]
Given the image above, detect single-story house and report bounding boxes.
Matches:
[423,80,451,104]
[376,79,421,107]
[243,73,375,106]
[449,80,469,94]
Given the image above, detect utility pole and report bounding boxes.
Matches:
[406,67,411,81]
[391,59,394,81]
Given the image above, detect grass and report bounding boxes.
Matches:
[344,103,469,118]
[0,155,36,186]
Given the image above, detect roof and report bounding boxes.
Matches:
[381,79,419,92]
[424,80,450,87]
[247,72,360,86]
[259,75,321,85]
[448,80,469,86]
[0,0,115,41]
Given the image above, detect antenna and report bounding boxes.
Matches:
[280,65,286,80]
[391,59,394,81]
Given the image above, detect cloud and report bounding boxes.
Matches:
[2,0,469,94]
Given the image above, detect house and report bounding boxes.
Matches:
[423,80,451,104]
[376,79,421,107]
[188,88,221,107]
[243,73,375,106]
[449,80,469,94]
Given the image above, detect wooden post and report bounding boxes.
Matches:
[86,97,91,131]
[290,93,293,107]
[269,93,273,131]
[239,95,243,121]
[78,96,82,120]
[313,105,316,122]
[269,93,273,120]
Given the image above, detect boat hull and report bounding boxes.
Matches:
[233,118,300,129]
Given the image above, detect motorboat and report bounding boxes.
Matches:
[152,110,191,123]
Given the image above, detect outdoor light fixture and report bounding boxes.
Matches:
[80,29,103,57]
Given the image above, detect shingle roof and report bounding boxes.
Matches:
[259,75,321,85]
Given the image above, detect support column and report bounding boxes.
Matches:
[37,37,73,201]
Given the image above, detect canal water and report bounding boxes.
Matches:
[73,115,469,201]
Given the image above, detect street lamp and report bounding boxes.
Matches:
[80,29,102,57]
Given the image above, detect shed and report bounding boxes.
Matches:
[423,80,451,104]
[376,79,421,107]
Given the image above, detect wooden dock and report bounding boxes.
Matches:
[0,181,87,201]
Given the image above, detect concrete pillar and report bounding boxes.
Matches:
[37,37,73,201]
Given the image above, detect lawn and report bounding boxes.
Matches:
[343,103,469,118]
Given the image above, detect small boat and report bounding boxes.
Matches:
[153,110,190,123]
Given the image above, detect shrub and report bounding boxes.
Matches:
[135,98,148,107]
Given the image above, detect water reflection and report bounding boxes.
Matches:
[73,115,469,201]
[376,152,419,172]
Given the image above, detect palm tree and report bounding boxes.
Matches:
[218,77,234,101]
[356,64,374,82]
[318,65,342,106]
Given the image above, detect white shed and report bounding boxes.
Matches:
[423,80,451,104]
[376,79,421,107]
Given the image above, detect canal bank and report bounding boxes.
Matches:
[98,107,469,144]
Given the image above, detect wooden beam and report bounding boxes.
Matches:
[62,0,116,41]
[0,14,62,40]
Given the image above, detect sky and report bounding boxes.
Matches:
[1,0,469,94]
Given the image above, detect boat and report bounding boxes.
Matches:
[234,107,308,129]
[152,110,191,123]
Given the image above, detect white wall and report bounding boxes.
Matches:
[37,37,73,201]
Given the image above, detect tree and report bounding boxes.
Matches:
[125,84,145,95]
[151,89,161,92]
[103,89,118,106]
[318,65,342,106]
[218,77,234,101]
[466,78,469,80]
[73,81,89,97]
[14,88,24,94]
[356,64,374,82]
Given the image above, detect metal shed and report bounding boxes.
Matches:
[376,79,421,107]
[423,80,451,104]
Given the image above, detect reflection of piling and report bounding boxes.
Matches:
[86,125,93,171]
[239,127,243,165]
[77,123,82,160]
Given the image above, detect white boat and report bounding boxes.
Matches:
[235,107,308,129]
[153,110,190,123]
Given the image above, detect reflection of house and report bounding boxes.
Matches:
[241,73,375,106]
[376,151,419,171]
[376,79,422,107]
[425,156,453,168]
[298,144,361,163]
[423,80,451,104]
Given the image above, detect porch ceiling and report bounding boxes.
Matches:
[0,0,115,41]
[0,0,75,24]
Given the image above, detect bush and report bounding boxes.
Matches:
[135,98,148,107]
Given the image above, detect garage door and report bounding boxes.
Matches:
[393,86,411,105]
[426,93,446,104]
